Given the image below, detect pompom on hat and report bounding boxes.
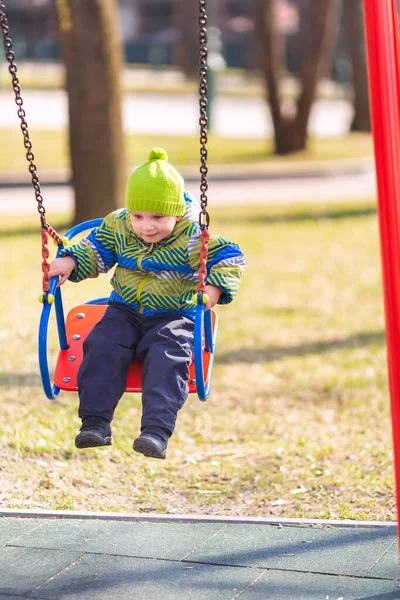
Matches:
[126,148,185,217]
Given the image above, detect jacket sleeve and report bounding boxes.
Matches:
[59,212,118,282]
[188,232,246,304]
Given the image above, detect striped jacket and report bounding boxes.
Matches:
[60,192,245,321]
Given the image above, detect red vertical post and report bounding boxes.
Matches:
[364,0,400,525]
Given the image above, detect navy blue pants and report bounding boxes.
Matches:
[77,303,195,438]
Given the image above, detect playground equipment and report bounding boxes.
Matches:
[0,0,218,402]
[364,0,400,532]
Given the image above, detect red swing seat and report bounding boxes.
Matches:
[54,303,217,394]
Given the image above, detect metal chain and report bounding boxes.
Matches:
[0,0,47,229]
[196,0,211,295]
[199,0,210,230]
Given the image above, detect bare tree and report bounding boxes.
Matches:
[342,0,370,131]
[172,0,198,79]
[254,0,340,155]
[56,0,125,223]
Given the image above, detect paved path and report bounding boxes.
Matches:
[0,511,399,599]
[0,87,374,211]
[0,89,353,138]
[0,160,377,215]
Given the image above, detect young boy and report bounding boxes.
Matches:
[49,148,245,459]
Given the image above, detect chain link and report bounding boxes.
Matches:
[0,1,47,229]
[199,0,210,230]
[196,0,210,294]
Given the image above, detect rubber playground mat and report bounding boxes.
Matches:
[0,510,399,599]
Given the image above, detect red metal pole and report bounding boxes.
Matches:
[390,0,400,109]
[364,0,400,524]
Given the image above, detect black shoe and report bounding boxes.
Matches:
[133,433,167,460]
[75,417,112,449]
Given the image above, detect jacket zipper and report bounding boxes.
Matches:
[136,243,154,313]
[136,278,146,313]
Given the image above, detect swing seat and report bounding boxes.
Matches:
[39,218,218,402]
[53,303,217,394]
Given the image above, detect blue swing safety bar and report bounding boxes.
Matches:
[38,219,217,402]
[38,219,105,400]
[194,293,218,401]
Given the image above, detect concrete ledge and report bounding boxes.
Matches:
[0,157,375,188]
[0,508,396,529]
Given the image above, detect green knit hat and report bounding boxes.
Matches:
[126,148,185,217]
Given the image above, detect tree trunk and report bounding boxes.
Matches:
[56,0,125,224]
[172,0,198,79]
[342,0,371,132]
[255,0,340,155]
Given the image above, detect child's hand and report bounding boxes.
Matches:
[48,256,77,287]
[205,285,222,310]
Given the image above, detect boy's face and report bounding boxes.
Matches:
[129,211,182,244]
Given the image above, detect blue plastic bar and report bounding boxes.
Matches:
[194,303,207,400]
[38,220,102,400]
[203,307,213,353]
[38,302,58,400]
[38,273,65,399]
[63,218,102,242]
[85,298,109,305]
[54,284,68,350]
[194,303,218,402]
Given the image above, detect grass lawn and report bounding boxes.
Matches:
[0,198,394,520]
[0,129,374,173]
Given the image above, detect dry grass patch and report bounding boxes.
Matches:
[0,200,395,520]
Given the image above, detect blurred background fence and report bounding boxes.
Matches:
[0,0,372,80]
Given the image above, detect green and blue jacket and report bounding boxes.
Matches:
[60,192,245,321]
